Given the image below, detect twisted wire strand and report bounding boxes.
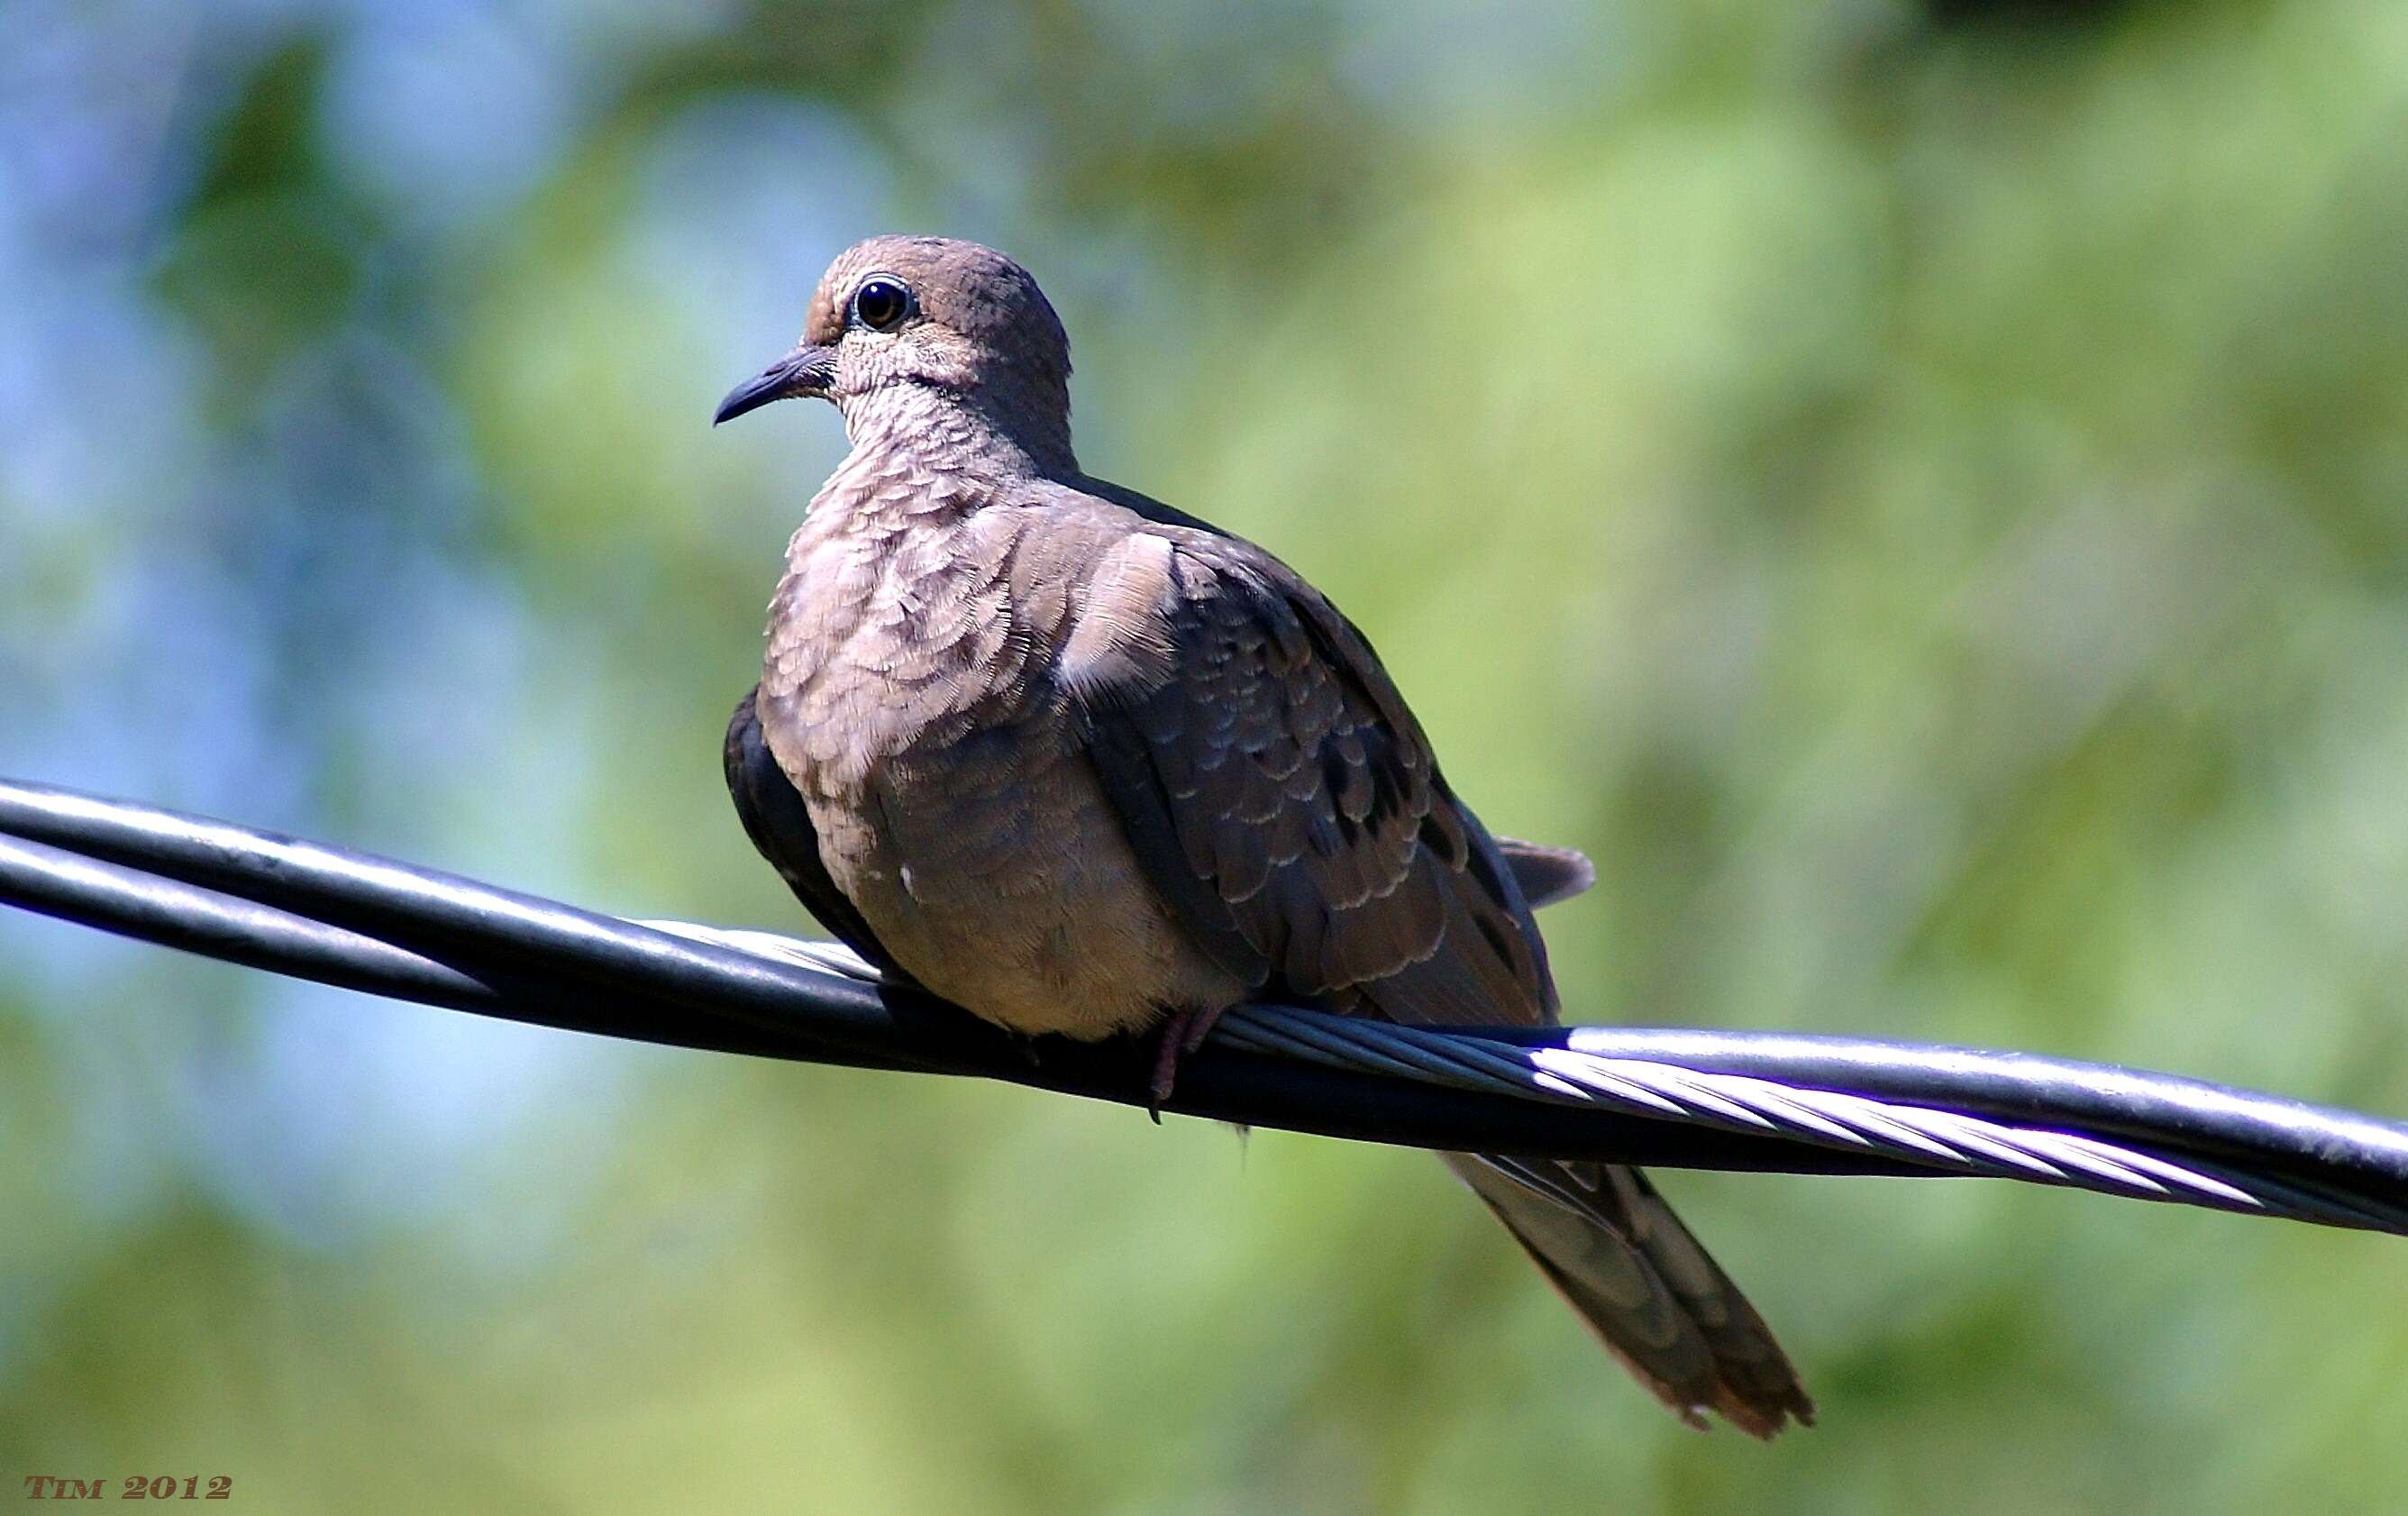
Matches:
[4,776,2406,1237]
[650,922,2402,1231]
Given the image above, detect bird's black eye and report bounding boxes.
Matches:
[851,278,913,333]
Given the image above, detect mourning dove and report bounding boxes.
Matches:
[715,235,1811,1436]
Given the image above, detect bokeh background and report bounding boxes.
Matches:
[5,0,2407,1510]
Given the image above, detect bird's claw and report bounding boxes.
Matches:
[1146,1003,1227,1116]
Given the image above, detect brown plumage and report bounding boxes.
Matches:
[715,234,1812,1437]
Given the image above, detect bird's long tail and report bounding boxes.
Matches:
[1443,1153,1814,1438]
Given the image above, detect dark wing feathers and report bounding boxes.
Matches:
[1063,525,1811,1438]
[1076,683,1273,985]
[724,688,912,983]
[1071,532,1553,1024]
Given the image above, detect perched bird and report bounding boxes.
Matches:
[714,235,1813,1437]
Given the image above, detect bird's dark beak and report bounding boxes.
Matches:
[713,344,838,425]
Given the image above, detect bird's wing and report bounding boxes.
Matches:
[1064,528,1554,1026]
[723,687,913,983]
[1063,525,1813,1435]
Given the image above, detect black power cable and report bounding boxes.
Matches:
[3,777,2404,1235]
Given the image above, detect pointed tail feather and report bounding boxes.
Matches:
[1444,1154,1814,1438]
[1494,837,1597,910]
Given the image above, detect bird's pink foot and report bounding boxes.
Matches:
[1148,1003,1227,1111]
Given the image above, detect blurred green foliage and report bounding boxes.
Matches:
[5,0,2408,1511]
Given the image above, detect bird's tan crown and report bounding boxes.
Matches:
[804,235,1071,382]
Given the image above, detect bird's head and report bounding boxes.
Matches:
[714,235,1073,461]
